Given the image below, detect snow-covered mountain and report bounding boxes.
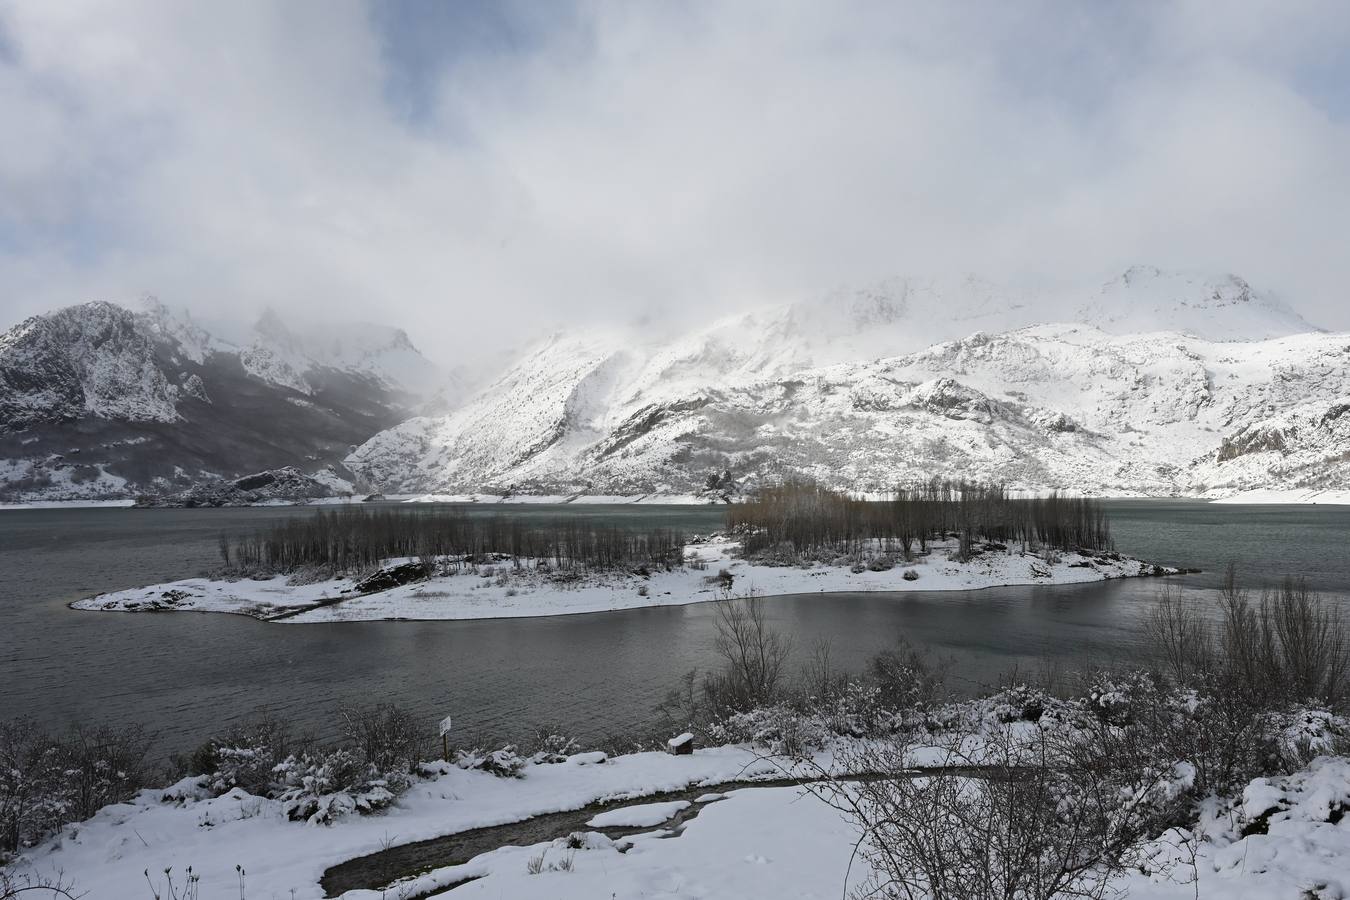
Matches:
[0,299,448,501]
[346,270,1344,499]
[138,299,446,400]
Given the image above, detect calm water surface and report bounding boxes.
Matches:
[2,500,1348,758]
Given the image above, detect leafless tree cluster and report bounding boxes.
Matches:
[220,507,686,576]
[729,480,1112,561]
[1146,563,1349,708]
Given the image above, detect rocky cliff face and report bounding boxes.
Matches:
[0,300,446,501]
[345,271,1345,499]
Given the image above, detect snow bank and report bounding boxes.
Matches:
[403,492,709,505]
[12,739,1350,900]
[0,498,137,510]
[586,799,690,828]
[7,745,783,899]
[1210,488,1350,505]
[72,538,1178,623]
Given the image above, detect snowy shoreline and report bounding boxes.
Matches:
[71,538,1180,624]
[6,489,1350,511]
[1208,488,1350,506]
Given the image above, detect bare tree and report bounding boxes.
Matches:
[1144,582,1213,684]
[707,593,793,711]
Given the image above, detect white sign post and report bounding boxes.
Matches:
[439,716,453,761]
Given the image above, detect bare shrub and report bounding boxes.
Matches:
[869,639,949,712]
[807,724,1185,900]
[1145,565,1349,709]
[706,594,792,713]
[655,669,706,737]
[0,869,82,899]
[340,704,426,775]
[0,719,63,857]
[58,724,152,823]
[0,719,151,858]
[800,639,847,704]
[1143,582,1213,685]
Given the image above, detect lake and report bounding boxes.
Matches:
[2,500,1348,759]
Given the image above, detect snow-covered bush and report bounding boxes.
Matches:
[454,745,527,778]
[869,642,947,712]
[0,720,66,858]
[274,748,407,825]
[1271,707,1348,769]
[813,724,1182,900]
[985,684,1055,724]
[710,704,830,756]
[866,554,896,572]
[0,719,151,857]
[1085,671,1158,725]
[186,714,296,797]
[814,682,894,737]
[184,706,424,825]
[529,732,581,765]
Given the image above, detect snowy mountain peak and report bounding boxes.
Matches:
[345,270,1341,499]
[0,301,181,429]
[1081,267,1318,340]
[0,298,455,501]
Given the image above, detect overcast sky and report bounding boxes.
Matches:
[2,1,1349,363]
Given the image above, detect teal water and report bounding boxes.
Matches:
[1,501,1347,757]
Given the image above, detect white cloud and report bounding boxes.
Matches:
[1,0,1348,364]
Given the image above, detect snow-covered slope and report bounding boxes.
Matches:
[348,271,1343,499]
[0,302,182,429]
[0,300,447,501]
[140,300,444,400]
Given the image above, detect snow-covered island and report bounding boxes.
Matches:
[72,535,1179,623]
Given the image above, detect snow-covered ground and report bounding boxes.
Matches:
[9,741,1348,900]
[0,497,137,510]
[71,538,1176,623]
[7,745,783,899]
[404,492,710,504]
[1210,488,1350,505]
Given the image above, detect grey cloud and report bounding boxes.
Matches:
[1,0,1348,366]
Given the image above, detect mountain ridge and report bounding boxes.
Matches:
[344,270,1344,500]
[0,299,448,501]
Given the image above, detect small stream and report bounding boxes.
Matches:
[319,776,802,897]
